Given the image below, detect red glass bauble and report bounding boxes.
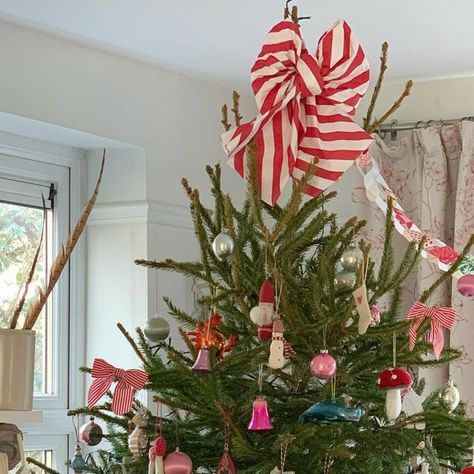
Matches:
[79,417,103,446]
[461,466,474,474]
[310,351,337,380]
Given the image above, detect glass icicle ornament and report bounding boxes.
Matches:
[212,230,234,261]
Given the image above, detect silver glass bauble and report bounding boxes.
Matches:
[143,316,170,342]
[340,244,364,272]
[440,378,460,412]
[334,270,357,290]
[212,231,234,261]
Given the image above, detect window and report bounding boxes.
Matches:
[0,138,85,470]
[0,189,52,394]
[0,153,70,406]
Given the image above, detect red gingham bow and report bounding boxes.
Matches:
[87,358,148,415]
[407,302,456,360]
[221,20,373,205]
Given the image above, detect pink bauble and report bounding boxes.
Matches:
[310,351,337,380]
[164,448,193,474]
[457,274,474,297]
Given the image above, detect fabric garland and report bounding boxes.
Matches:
[356,149,474,279]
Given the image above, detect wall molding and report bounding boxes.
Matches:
[88,199,193,229]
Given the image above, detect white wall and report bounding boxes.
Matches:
[0,19,255,400]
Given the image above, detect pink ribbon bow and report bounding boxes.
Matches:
[407,302,457,360]
[87,358,148,415]
[221,19,373,205]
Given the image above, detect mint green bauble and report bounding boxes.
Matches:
[143,316,170,342]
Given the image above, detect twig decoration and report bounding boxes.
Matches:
[9,198,46,329]
[22,150,106,330]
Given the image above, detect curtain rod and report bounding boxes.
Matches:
[376,117,474,134]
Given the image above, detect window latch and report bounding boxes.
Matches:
[48,183,57,209]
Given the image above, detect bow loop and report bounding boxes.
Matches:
[407,302,457,360]
[221,19,372,205]
[87,358,148,415]
[295,50,324,98]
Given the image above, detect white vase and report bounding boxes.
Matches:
[0,329,35,411]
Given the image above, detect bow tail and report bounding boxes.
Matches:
[408,317,425,352]
[88,377,113,408]
[222,95,297,205]
[112,380,136,415]
[425,321,444,360]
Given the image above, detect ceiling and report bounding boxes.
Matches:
[0,0,473,91]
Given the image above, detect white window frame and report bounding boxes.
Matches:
[0,132,86,467]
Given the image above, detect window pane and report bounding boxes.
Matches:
[23,450,53,472]
[0,201,51,394]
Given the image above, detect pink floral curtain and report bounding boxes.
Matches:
[351,121,474,411]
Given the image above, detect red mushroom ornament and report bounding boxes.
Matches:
[378,367,413,420]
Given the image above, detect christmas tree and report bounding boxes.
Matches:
[29,5,474,474]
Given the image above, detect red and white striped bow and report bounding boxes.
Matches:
[87,358,148,415]
[407,302,457,360]
[221,20,373,205]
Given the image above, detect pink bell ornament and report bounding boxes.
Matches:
[248,396,273,431]
[191,346,212,373]
[164,448,193,474]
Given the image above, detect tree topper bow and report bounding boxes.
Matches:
[221,19,373,205]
